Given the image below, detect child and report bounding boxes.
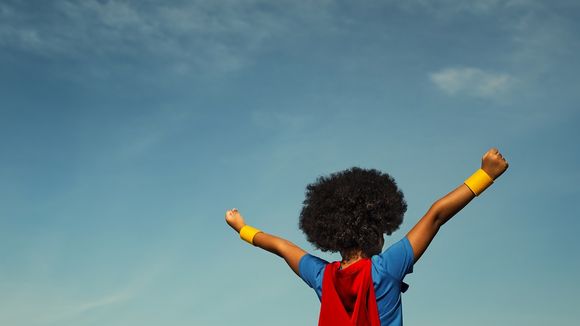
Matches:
[225,148,508,325]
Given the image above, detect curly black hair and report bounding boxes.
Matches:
[299,167,407,257]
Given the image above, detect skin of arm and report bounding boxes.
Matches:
[406,147,509,263]
[225,209,307,276]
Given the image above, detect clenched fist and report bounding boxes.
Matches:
[481,148,509,180]
[225,208,246,233]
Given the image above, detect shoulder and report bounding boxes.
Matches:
[298,253,329,298]
[299,253,328,275]
[372,236,415,280]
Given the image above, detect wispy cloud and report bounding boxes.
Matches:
[508,7,579,79]
[429,67,515,98]
[0,253,167,326]
[395,0,540,15]
[0,0,338,75]
[251,110,314,132]
[74,290,133,312]
[0,285,133,325]
[47,288,134,324]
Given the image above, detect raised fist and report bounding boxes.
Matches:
[225,208,246,233]
[481,148,509,180]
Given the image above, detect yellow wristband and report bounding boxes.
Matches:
[239,225,262,245]
[464,169,494,196]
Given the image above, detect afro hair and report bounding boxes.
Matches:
[299,167,407,257]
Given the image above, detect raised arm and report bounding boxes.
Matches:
[406,148,509,262]
[225,209,307,276]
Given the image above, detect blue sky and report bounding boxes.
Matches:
[1,0,579,325]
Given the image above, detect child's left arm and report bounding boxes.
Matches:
[406,148,509,263]
[225,209,308,276]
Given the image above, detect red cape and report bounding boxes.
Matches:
[318,258,380,326]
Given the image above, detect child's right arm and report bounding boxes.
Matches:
[225,209,307,276]
[406,148,509,263]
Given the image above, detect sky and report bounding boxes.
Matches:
[1,0,579,325]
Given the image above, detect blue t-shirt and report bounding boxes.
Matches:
[299,236,415,326]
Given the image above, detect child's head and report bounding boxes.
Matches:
[299,167,407,258]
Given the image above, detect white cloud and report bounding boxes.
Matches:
[430,67,515,98]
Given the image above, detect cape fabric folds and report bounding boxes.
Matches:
[318,258,380,326]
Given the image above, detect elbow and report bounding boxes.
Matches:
[429,200,445,228]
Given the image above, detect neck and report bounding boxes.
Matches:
[340,250,367,268]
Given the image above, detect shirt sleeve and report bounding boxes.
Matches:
[378,236,415,281]
[298,253,328,299]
